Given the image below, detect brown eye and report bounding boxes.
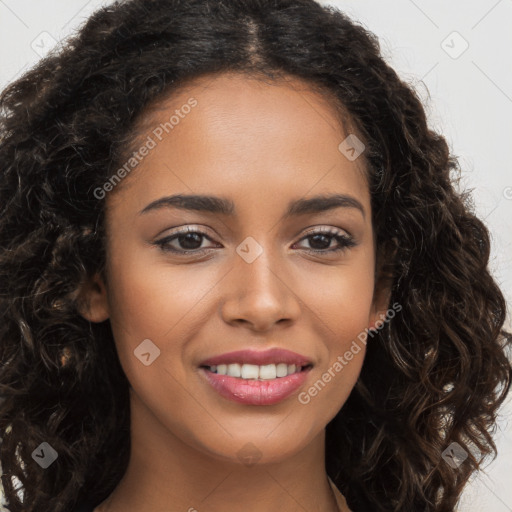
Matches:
[154,227,219,254]
[294,228,356,254]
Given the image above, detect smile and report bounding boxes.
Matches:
[205,362,308,379]
[199,364,313,405]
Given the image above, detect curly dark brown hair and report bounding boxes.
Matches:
[0,0,510,511]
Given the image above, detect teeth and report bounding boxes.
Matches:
[241,364,259,379]
[209,363,303,379]
[227,363,241,377]
[276,363,288,377]
[259,364,276,380]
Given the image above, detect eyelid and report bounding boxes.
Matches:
[153,224,357,256]
[153,225,219,253]
[300,225,351,237]
[155,225,351,243]
[156,224,215,237]
[157,224,352,241]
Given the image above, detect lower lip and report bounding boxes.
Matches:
[199,367,312,405]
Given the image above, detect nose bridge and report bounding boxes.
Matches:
[221,234,300,329]
[236,234,288,301]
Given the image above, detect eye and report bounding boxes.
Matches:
[154,227,219,255]
[293,227,356,254]
[153,226,357,256]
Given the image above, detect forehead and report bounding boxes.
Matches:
[141,72,358,157]
[107,72,370,216]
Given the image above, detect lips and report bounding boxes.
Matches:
[199,367,312,405]
[199,348,313,367]
[198,348,314,405]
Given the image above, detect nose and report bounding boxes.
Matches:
[220,244,301,332]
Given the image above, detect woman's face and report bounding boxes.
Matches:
[83,72,387,465]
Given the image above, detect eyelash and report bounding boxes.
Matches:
[153,226,357,256]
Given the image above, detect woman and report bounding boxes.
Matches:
[0,1,510,511]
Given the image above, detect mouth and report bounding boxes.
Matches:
[198,348,314,405]
[199,363,313,406]
[199,347,313,369]
[200,362,313,380]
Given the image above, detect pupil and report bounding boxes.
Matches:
[310,234,330,249]
[180,233,202,249]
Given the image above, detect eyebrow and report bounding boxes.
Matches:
[138,193,366,220]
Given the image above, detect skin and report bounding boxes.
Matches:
[79,72,390,512]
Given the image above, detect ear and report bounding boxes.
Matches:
[368,282,392,331]
[368,237,397,330]
[76,272,110,323]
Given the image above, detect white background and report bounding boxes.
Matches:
[0,1,511,510]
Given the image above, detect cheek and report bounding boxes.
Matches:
[103,254,203,420]
[294,253,373,412]
[316,279,374,342]
[105,249,214,344]
[300,250,375,344]
[104,247,229,412]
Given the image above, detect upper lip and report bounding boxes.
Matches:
[199,348,313,367]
